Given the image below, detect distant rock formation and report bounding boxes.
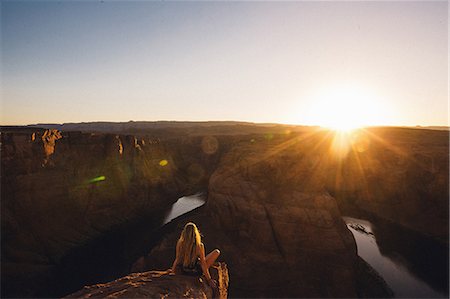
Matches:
[65,262,229,299]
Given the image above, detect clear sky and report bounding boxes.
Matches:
[1,1,448,126]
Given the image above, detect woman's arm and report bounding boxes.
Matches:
[199,243,212,280]
[170,241,180,273]
[170,258,178,273]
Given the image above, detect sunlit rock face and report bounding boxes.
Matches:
[141,136,362,297]
[0,128,226,297]
[205,127,449,245]
[65,262,229,299]
[324,128,449,244]
[206,142,360,297]
[206,127,449,296]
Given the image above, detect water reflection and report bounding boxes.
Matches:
[344,217,447,298]
[163,193,205,224]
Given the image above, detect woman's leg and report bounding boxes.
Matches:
[205,249,220,268]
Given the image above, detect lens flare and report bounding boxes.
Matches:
[201,136,219,155]
[329,129,371,158]
[89,175,106,183]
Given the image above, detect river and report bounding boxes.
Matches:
[163,193,206,224]
[344,217,448,298]
[59,196,446,298]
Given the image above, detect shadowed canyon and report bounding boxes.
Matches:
[1,122,448,298]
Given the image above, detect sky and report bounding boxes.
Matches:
[1,1,448,126]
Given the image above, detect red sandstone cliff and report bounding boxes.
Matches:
[65,262,229,299]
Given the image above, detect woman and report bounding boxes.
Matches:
[170,222,220,285]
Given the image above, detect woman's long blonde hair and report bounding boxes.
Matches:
[176,222,202,268]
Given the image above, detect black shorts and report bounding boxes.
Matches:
[178,262,202,276]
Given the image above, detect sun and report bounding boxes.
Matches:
[304,86,388,132]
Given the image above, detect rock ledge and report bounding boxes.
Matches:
[64,262,229,299]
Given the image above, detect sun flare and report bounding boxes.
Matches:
[304,86,390,132]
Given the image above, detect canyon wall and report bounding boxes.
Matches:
[1,125,448,297]
[1,128,228,297]
[211,127,448,296]
[205,141,360,297]
[325,128,449,243]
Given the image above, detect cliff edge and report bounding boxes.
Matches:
[65,262,229,299]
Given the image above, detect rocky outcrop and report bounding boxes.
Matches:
[65,262,229,299]
[205,141,360,297]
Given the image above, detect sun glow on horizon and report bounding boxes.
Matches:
[323,127,374,161]
[303,86,393,132]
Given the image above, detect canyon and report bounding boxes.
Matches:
[1,123,448,297]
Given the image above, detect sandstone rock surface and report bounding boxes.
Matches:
[206,145,357,297]
[325,128,449,243]
[65,262,229,299]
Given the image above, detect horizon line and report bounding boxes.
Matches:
[1,120,449,129]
